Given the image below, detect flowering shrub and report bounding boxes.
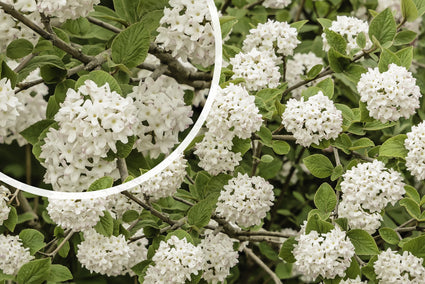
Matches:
[0,0,425,283]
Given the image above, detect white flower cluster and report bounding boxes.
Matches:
[377,0,422,33]
[216,173,274,227]
[0,186,10,226]
[40,80,136,191]
[195,132,242,176]
[0,234,34,275]
[339,276,367,284]
[405,121,425,180]
[144,236,204,283]
[286,52,323,99]
[46,197,110,231]
[357,64,421,123]
[155,0,215,67]
[374,248,425,283]
[200,231,239,284]
[128,76,193,159]
[77,229,148,277]
[293,226,355,280]
[338,160,405,234]
[37,0,100,22]
[230,48,281,91]
[207,83,262,139]
[322,16,372,55]
[262,0,292,9]
[1,68,48,146]
[243,19,300,57]
[0,0,40,53]
[281,91,343,147]
[0,78,22,143]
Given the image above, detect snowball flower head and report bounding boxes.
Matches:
[77,229,148,277]
[155,0,215,67]
[405,121,425,180]
[230,48,281,91]
[374,248,425,283]
[0,78,22,143]
[0,234,34,275]
[243,19,300,57]
[200,231,239,284]
[281,91,343,147]
[322,16,372,55]
[0,186,10,226]
[46,197,110,231]
[263,0,292,9]
[206,83,262,140]
[37,0,100,22]
[337,200,383,234]
[357,64,421,123]
[216,173,274,227]
[195,132,242,176]
[293,226,355,280]
[143,236,204,284]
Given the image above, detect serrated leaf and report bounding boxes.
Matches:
[17,258,51,284]
[400,198,421,219]
[379,48,401,72]
[324,29,347,54]
[402,0,419,22]
[402,234,425,259]
[187,198,215,229]
[331,165,344,181]
[369,8,397,45]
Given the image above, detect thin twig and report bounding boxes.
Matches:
[87,16,122,33]
[295,0,306,22]
[244,247,282,284]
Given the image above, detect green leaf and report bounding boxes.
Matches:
[232,137,251,155]
[396,46,413,68]
[111,22,150,68]
[257,126,273,147]
[113,0,140,23]
[76,70,122,95]
[343,64,367,83]
[88,176,114,191]
[331,165,344,181]
[379,134,408,159]
[379,48,401,72]
[405,185,420,204]
[122,210,139,223]
[349,138,375,151]
[165,229,194,244]
[259,242,280,261]
[17,55,66,83]
[317,18,332,29]
[356,32,366,49]
[4,206,17,232]
[394,30,417,45]
[412,0,425,16]
[20,120,56,145]
[306,64,323,79]
[290,20,309,31]
[17,258,51,284]
[94,211,114,237]
[303,154,334,179]
[260,155,274,163]
[19,229,45,255]
[346,257,361,279]
[305,213,334,234]
[6,39,33,59]
[400,198,421,219]
[275,262,293,279]
[0,59,17,88]
[347,229,379,255]
[255,88,283,120]
[193,171,211,200]
[279,237,297,263]
[314,183,336,212]
[328,48,351,73]
[402,0,419,21]
[316,78,334,99]
[369,8,397,45]
[187,198,215,229]
[272,140,290,155]
[402,234,425,259]
[324,29,347,54]
[221,16,238,39]
[47,264,73,282]
[379,227,400,245]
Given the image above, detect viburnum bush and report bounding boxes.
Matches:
[1,0,425,283]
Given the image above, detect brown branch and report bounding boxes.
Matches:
[295,0,306,22]
[87,16,122,33]
[244,247,282,284]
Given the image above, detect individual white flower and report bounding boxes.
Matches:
[128,76,193,159]
[206,83,262,140]
[216,173,274,227]
[143,236,204,284]
[0,78,23,143]
[0,186,10,226]
[286,52,324,99]
[338,160,405,233]
[339,276,368,284]
[293,226,355,281]
[155,0,215,67]
[230,48,281,91]
[46,197,110,231]
[77,229,148,277]
[40,80,136,192]
[0,234,34,275]
[262,0,292,9]
[374,248,425,283]
[37,0,100,22]
[357,64,421,123]
[243,19,300,57]
[322,16,372,55]
[200,230,239,284]
[377,0,422,33]
[281,91,343,147]
[194,132,242,176]
[405,121,425,180]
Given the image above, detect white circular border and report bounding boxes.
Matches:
[0,0,223,199]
